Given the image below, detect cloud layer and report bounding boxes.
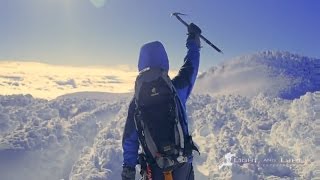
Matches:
[0,62,137,99]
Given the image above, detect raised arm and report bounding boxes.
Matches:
[172,41,200,103]
[172,23,201,104]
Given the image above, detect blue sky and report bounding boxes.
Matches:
[0,0,319,71]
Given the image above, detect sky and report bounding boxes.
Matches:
[0,0,320,71]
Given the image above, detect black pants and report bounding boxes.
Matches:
[147,163,194,180]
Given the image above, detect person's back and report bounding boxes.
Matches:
[122,23,201,180]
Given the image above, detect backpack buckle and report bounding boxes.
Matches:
[177,155,188,163]
[155,156,175,169]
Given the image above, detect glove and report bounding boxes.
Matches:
[187,23,202,47]
[121,165,136,180]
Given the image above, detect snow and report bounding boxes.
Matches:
[195,51,320,99]
[189,93,319,179]
[0,51,319,179]
[0,94,128,180]
[0,92,318,179]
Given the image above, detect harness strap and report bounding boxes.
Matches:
[141,119,159,159]
[164,73,185,154]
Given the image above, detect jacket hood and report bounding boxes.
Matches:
[138,41,169,71]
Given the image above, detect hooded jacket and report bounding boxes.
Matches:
[122,40,200,168]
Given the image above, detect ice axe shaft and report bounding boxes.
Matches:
[200,35,223,53]
[172,13,223,54]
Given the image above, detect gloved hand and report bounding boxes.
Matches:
[121,165,136,180]
[187,23,202,47]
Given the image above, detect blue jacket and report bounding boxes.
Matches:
[122,40,200,168]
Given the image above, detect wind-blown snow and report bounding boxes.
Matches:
[195,51,320,99]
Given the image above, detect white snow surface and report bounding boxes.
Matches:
[0,51,319,179]
[0,92,319,180]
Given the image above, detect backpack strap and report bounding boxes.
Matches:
[159,69,186,154]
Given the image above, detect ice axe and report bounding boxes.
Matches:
[171,12,223,54]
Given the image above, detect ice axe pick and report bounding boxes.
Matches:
[171,12,223,54]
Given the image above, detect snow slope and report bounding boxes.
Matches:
[195,51,320,99]
[0,94,129,180]
[0,92,319,180]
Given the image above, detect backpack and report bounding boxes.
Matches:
[133,67,198,171]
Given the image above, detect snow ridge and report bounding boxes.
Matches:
[195,51,320,99]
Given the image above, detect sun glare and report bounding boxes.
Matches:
[90,0,107,8]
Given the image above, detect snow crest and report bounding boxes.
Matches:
[195,51,320,99]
